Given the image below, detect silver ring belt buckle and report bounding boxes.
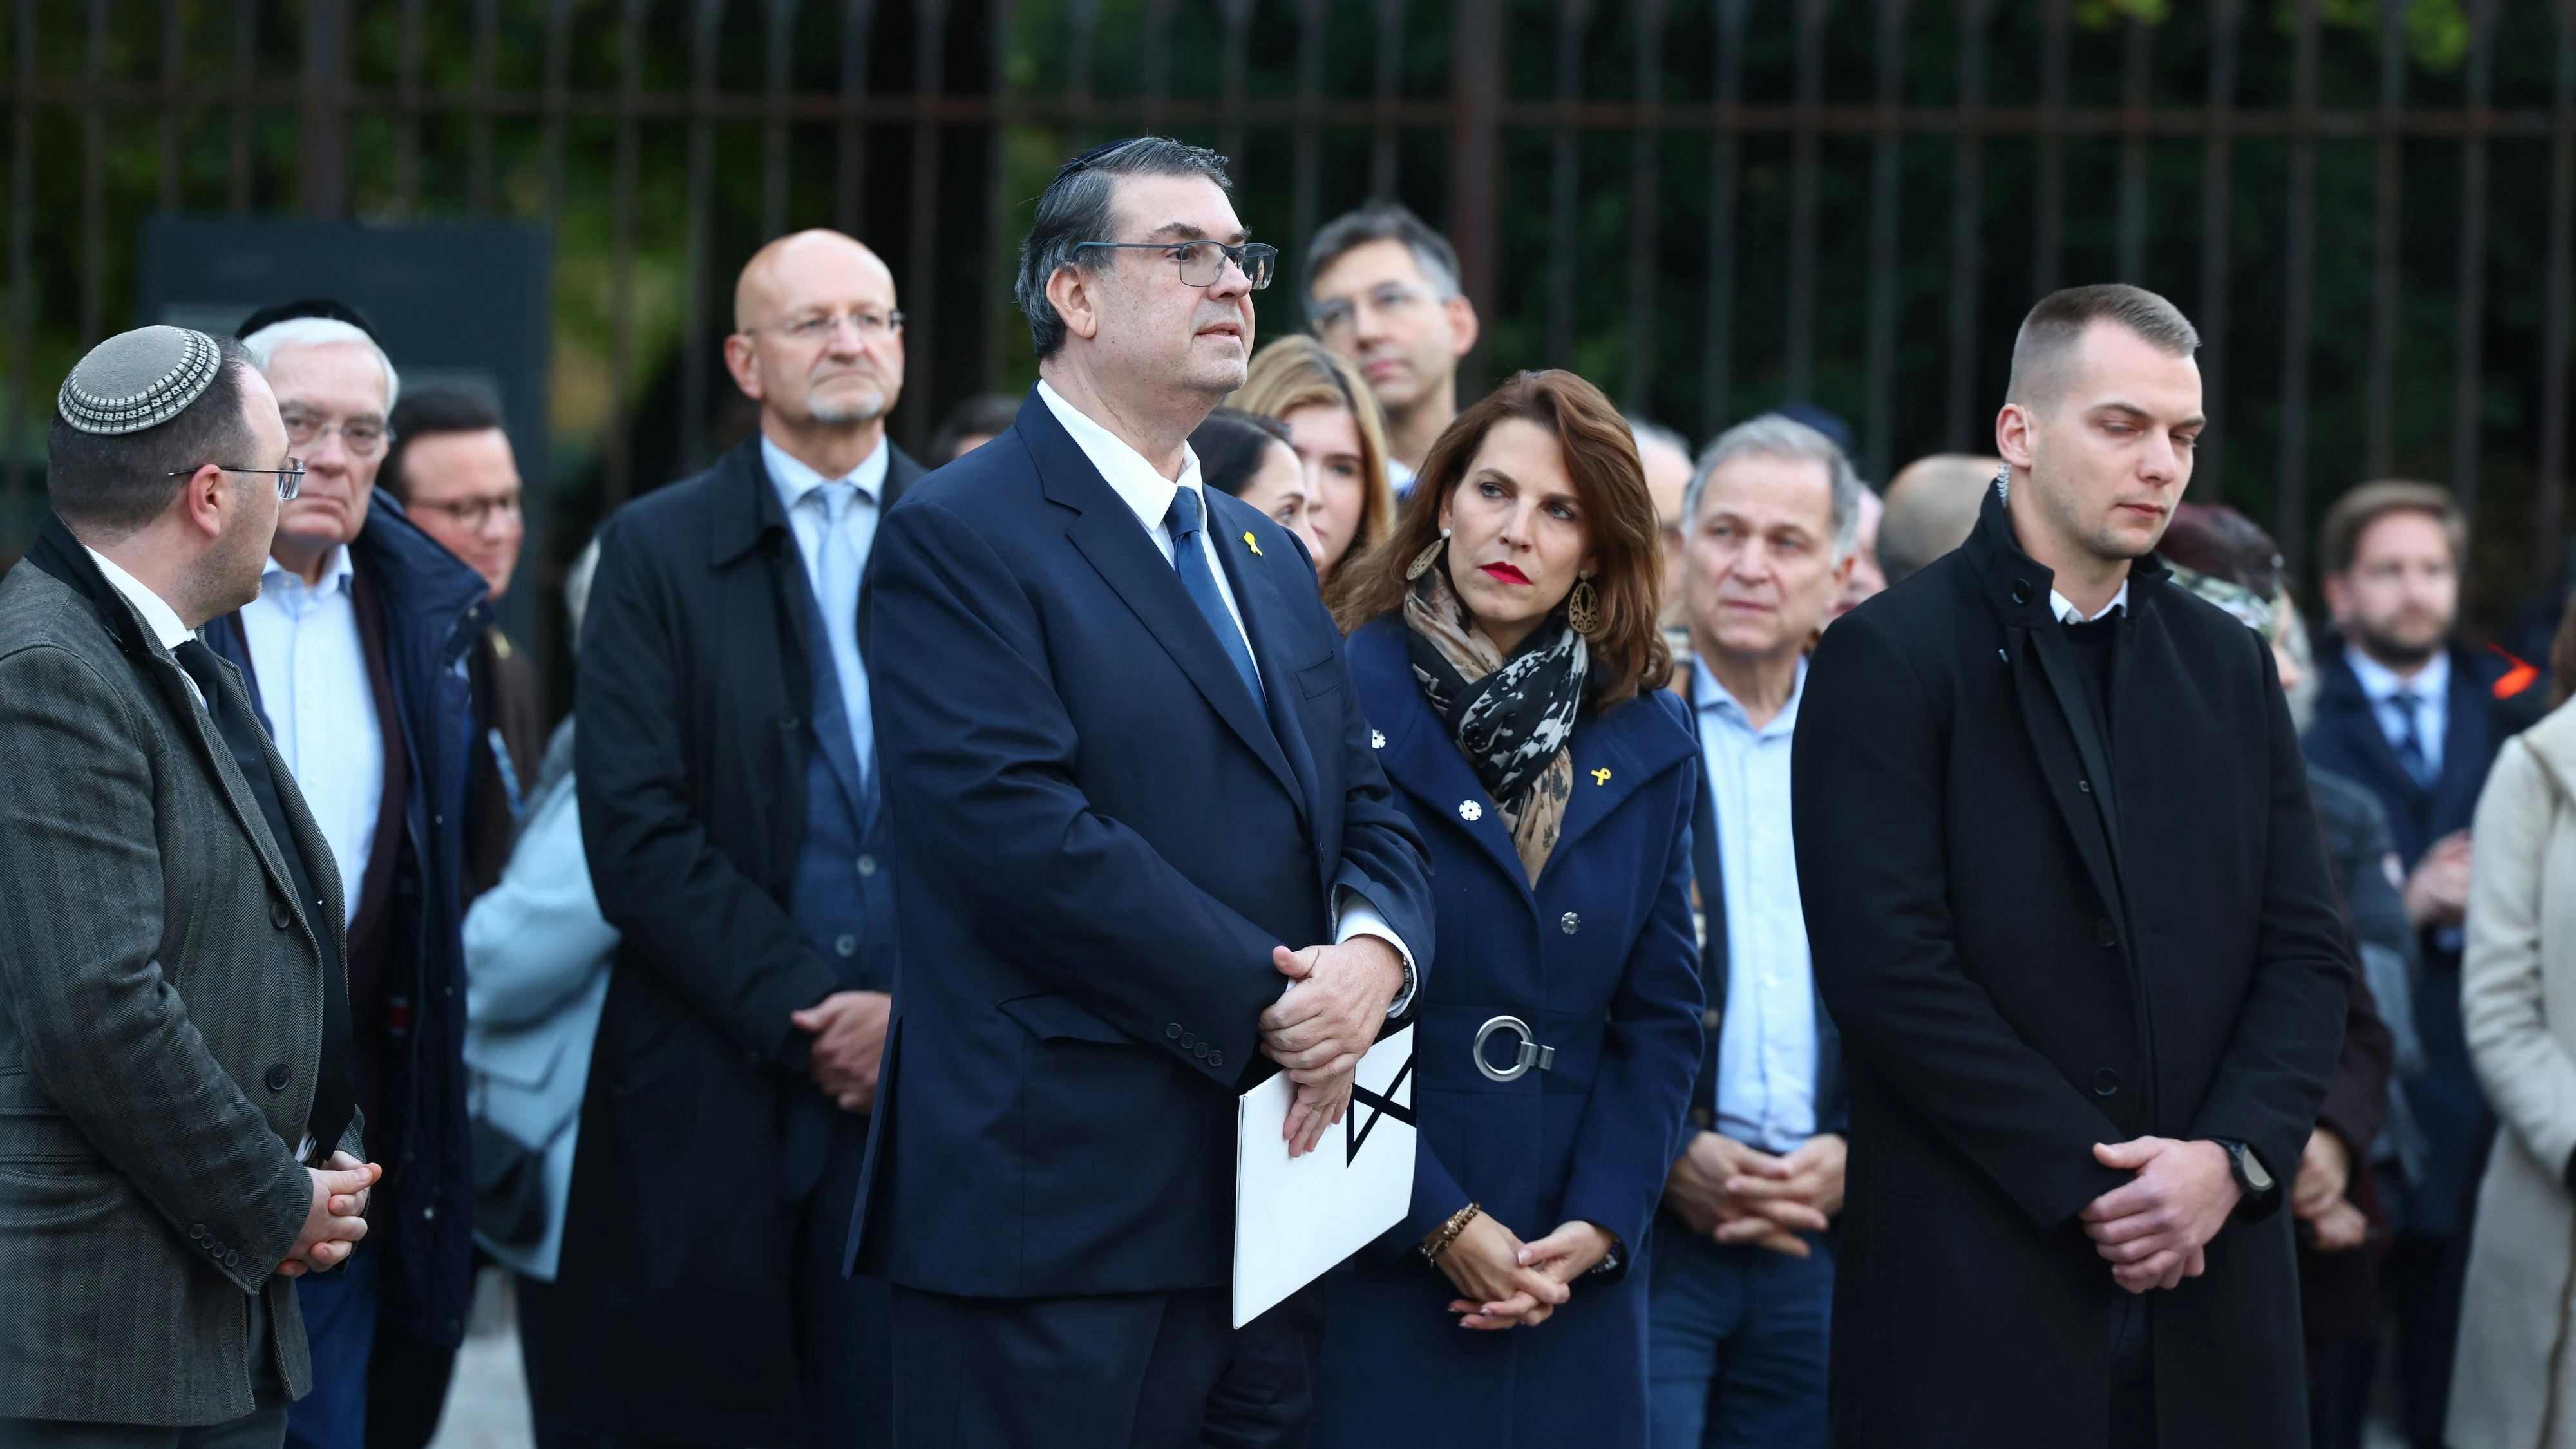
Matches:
[1473,1015,1557,1084]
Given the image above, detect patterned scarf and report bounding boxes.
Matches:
[1403,564,1587,884]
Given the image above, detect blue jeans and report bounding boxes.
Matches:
[282,1245,378,1449]
[1645,1218,1833,1449]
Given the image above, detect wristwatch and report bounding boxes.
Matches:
[2216,1139,2275,1202]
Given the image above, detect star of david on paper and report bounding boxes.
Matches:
[1346,1051,1416,1166]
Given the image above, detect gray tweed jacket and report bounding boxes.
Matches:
[0,541,359,1426]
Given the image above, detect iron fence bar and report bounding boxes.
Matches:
[1450,0,1501,394]
[906,0,951,459]
[764,0,800,240]
[227,0,255,213]
[605,0,648,511]
[460,0,491,215]
[1545,0,1587,370]
[681,0,724,478]
[1622,0,1667,411]
[2197,0,2241,494]
[541,0,572,240]
[1700,0,1748,435]
[1142,0,1174,134]
[398,0,428,217]
[301,0,348,218]
[1861,0,1908,480]
[1065,0,1097,151]
[1289,0,1323,291]
[2541,0,2576,582]
[156,0,180,212]
[6,0,33,536]
[980,0,1012,394]
[1942,0,1989,451]
[2278,0,2319,582]
[1368,0,1406,197]
[2032,0,2067,299]
[838,0,876,235]
[2365,0,2405,479]
[1218,0,1253,169]
[2451,0,2498,529]
[1784,0,1826,403]
[80,0,105,346]
[2114,7,2147,283]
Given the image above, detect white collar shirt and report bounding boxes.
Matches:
[84,547,202,708]
[2345,645,2451,780]
[1691,654,1818,1151]
[240,546,381,927]
[2049,579,2130,626]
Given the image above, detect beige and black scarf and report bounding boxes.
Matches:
[1402,565,1587,884]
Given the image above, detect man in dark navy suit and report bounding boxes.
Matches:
[2303,480,2546,1449]
[855,137,1435,1447]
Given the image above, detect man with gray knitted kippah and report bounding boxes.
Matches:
[0,326,379,1446]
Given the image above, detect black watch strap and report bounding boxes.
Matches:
[2217,1139,2275,1200]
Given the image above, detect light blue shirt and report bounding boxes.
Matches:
[763,433,889,779]
[2345,645,2450,781]
[1693,655,1817,1152]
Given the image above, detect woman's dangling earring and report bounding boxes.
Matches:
[1406,526,1451,582]
[1567,573,1603,635]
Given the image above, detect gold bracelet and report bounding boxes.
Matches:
[1419,1202,1481,1264]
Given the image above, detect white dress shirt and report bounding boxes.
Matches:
[1036,379,1413,1012]
[2345,645,2451,781]
[2049,579,2130,626]
[1693,656,1818,1152]
[83,547,209,714]
[241,547,383,928]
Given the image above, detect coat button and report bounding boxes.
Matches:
[1166,1023,1182,1039]
[2091,1068,2121,1097]
[1459,800,1484,822]
[265,1063,290,1092]
[1560,912,1581,936]
[1690,1106,1715,1128]
[835,934,859,958]
[224,1248,239,1267]
[2011,580,2032,605]
[422,1205,437,1221]
[1701,1008,1722,1030]
[1193,1043,1210,1060]
[2094,920,2117,948]
[855,855,878,877]
[1208,1050,1224,1068]
[270,897,292,930]
[190,1224,205,1241]
[2077,779,2092,793]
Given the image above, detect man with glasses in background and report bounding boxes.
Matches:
[375,387,546,904]
[204,303,489,1449]
[1303,201,1481,495]
[549,229,925,1449]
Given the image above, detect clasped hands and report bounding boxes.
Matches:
[1432,1214,1616,1330]
[1663,1131,1846,1258]
[2080,1137,2243,1294]
[793,989,893,1114]
[1260,937,1404,1158]
[277,1151,380,1280]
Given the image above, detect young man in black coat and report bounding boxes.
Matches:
[1792,284,2353,1449]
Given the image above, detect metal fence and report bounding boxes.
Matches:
[4,0,2572,627]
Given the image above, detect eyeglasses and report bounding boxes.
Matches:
[747,310,905,344]
[279,410,390,460]
[1074,240,1276,291]
[168,460,305,500]
[410,492,524,529]
[1309,283,1442,341]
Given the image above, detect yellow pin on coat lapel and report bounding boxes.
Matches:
[1242,531,1263,556]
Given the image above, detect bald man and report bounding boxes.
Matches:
[539,230,922,1448]
[1878,453,2003,586]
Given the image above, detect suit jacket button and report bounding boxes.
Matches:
[1193,1043,1210,1060]
[2091,1068,2121,1097]
[1166,1023,1182,1039]
[224,1249,238,1267]
[265,1064,290,1092]
[270,897,291,930]
[190,1224,205,1241]
[2011,580,2033,605]
[1560,912,1580,935]
[1701,1008,1722,1031]
[835,934,860,958]
[856,855,878,877]
[2094,920,2117,948]
[1690,1106,1715,1128]
[1208,1050,1224,1068]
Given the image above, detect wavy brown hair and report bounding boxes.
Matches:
[1227,335,1397,565]
[1327,368,1672,704]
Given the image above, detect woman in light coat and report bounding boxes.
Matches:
[2450,597,2576,1449]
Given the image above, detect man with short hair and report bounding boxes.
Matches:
[376,388,546,903]
[1304,201,1479,491]
[1877,453,2002,586]
[556,229,925,1448]
[1795,284,2351,1448]
[2304,479,2546,1449]
[0,325,377,1446]
[1649,414,1857,1449]
[207,308,489,1449]
[1630,417,1694,624]
[1828,489,1886,623]
[858,137,1434,1446]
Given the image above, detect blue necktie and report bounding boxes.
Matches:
[1164,487,1265,710]
[2387,689,2435,789]
[811,481,872,786]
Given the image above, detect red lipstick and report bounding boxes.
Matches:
[1479,562,1531,586]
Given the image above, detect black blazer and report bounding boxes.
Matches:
[1792,486,2352,1449]
[849,387,1434,1300]
[559,433,921,1447]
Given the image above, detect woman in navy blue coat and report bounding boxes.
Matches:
[1312,370,1704,1447]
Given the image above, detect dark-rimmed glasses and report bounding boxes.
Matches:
[168,459,305,500]
[1074,240,1276,291]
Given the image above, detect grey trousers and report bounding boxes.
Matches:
[0,1406,287,1449]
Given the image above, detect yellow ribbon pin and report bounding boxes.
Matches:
[1591,768,1612,786]
[1242,531,1263,556]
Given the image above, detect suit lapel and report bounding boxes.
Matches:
[1210,495,1318,829]
[1352,625,1535,900]
[2011,625,2127,925]
[2435,655,2492,826]
[1551,698,1691,866]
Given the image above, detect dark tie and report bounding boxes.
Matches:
[2386,689,2437,790]
[1164,488,1267,710]
[175,638,359,1161]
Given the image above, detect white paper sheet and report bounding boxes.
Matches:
[1231,1025,1417,1328]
